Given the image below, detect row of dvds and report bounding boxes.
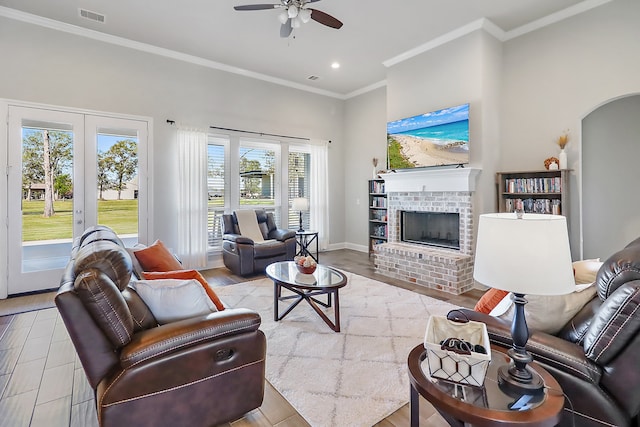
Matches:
[505,177,561,194]
[505,198,561,215]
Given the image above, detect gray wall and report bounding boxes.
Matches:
[343,87,387,251]
[343,0,640,257]
[0,16,345,258]
[500,0,640,254]
[582,94,640,259]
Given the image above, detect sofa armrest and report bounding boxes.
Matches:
[120,308,261,368]
[459,309,602,384]
[223,234,254,245]
[269,228,295,242]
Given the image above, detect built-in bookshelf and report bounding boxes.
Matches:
[368,179,387,256]
[496,169,570,229]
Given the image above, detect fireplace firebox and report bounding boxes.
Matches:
[401,211,460,250]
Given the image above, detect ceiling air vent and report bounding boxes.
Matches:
[79,8,106,23]
[307,75,320,81]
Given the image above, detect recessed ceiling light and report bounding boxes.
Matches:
[331,62,340,69]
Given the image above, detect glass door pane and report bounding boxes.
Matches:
[97,131,139,238]
[7,106,85,294]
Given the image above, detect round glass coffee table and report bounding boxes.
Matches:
[407,343,564,427]
[265,261,347,332]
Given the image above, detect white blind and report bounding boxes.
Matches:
[207,137,226,250]
[288,147,311,230]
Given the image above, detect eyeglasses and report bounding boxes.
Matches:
[440,337,487,355]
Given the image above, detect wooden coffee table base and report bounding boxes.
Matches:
[274,282,341,332]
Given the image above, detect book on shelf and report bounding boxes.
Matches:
[370,181,385,193]
[371,197,387,208]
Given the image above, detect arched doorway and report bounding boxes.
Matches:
[581,94,640,259]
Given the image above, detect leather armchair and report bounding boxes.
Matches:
[461,237,640,427]
[55,225,266,427]
[222,209,296,276]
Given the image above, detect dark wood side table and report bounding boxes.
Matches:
[407,344,564,427]
[295,230,319,262]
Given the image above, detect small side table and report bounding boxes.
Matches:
[295,230,319,262]
[407,344,564,427]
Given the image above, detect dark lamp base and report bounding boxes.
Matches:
[498,365,545,397]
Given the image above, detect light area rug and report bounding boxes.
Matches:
[214,270,459,427]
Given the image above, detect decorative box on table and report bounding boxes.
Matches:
[423,313,491,387]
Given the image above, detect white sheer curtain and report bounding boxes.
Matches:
[177,128,208,268]
[310,140,330,251]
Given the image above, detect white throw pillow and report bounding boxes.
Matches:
[573,258,602,288]
[490,285,598,335]
[131,278,217,324]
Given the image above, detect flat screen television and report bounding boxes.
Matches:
[387,103,469,170]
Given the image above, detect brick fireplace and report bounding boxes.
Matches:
[374,168,481,295]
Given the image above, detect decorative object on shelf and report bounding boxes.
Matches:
[292,197,309,232]
[473,213,575,396]
[544,157,559,170]
[294,255,317,274]
[556,130,570,170]
[372,157,379,179]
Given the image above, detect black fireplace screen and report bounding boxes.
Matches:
[401,211,460,250]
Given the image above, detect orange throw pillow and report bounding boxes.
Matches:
[474,288,509,314]
[142,270,225,311]
[133,240,182,272]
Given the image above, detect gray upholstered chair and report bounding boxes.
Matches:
[222,209,296,276]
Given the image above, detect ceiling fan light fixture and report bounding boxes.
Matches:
[299,8,312,23]
[291,16,301,28]
[277,10,289,24]
[287,5,298,18]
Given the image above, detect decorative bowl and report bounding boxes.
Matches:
[296,264,317,275]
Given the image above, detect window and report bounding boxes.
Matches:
[288,147,311,230]
[239,141,277,207]
[207,137,227,250]
[206,136,315,253]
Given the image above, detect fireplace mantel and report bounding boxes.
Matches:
[379,167,481,193]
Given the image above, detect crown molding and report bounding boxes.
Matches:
[0,6,346,100]
[344,80,387,100]
[503,0,613,40]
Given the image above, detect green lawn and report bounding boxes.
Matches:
[387,135,415,169]
[22,199,138,241]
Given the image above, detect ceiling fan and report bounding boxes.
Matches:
[234,0,343,38]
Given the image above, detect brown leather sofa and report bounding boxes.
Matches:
[461,236,640,427]
[222,209,296,276]
[55,225,266,427]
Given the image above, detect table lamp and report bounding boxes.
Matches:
[473,213,575,396]
[292,197,309,232]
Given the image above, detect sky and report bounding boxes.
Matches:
[387,103,469,134]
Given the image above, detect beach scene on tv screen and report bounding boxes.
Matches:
[387,103,469,169]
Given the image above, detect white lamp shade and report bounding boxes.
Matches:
[291,16,301,28]
[292,197,309,211]
[287,4,298,18]
[473,213,575,296]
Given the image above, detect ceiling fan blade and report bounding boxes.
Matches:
[309,8,343,29]
[280,19,293,37]
[233,4,279,11]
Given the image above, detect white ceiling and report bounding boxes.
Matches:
[0,0,607,98]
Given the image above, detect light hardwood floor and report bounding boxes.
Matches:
[0,249,483,427]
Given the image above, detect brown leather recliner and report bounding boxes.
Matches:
[55,225,266,427]
[222,209,296,276]
[461,237,640,427]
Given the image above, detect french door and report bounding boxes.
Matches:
[6,105,148,295]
